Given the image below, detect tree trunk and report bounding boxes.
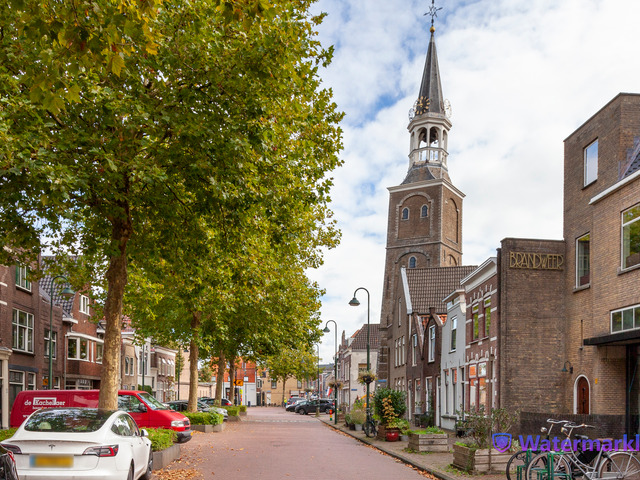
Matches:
[281,375,289,407]
[98,215,132,409]
[215,351,225,405]
[228,355,236,405]
[187,311,201,413]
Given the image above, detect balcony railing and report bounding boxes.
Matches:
[410,146,448,167]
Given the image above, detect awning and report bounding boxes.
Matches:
[584,329,640,347]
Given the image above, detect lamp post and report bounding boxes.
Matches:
[48,276,75,390]
[323,320,338,425]
[349,288,370,422]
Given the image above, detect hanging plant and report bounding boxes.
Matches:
[327,380,343,389]
[357,370,377,385]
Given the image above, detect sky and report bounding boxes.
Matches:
[309,0,640,364]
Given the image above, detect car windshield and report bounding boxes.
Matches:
[24,408,115,433]
[138,392,169,410]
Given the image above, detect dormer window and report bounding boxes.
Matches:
[421,205,428,217]
[401,208,409,220]
[409,257,417,269]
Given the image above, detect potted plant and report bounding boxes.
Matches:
[452,407,519,474]
[398,419,411,441]
[385,417,405,442]
[351,409,365,432]
[372,388,407,441]
[357,369,377,386]
[409,426,448,452]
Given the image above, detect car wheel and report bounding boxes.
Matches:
[127,464,134,480]
[140,449,153,480]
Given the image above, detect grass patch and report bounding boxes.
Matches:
[0,429,16,442]
[183,411,223,425]
[403,447,432,455]
[413,426,446,435]
[146,428,177,452]
[445,464,473,477]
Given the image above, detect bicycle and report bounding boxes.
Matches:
[505,419,569,480]
[525,422,640,480]
[363,408,378,438]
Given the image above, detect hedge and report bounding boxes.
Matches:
[239,405,247,413]
[146,428,177,452]
[0,429,16,442]
[221,406,240,417]
[183,412,223,426]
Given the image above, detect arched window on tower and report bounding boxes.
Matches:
[401,207,409,220]
[421,205,428,218]
[409,257,417,269]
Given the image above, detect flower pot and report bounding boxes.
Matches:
[452,444,511,474]
[355,424,363,431]
[408,432,448,452]
[349,423,356,431]
[386,430,399,442]
[399,434,409,442]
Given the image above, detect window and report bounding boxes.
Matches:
[80,339,88,360]
[421,205,428,217]
[425,377,432,412]
[398,299,402,326]
[622,204,640,269]
[409,257,417,269]
[395,339,398,367]
[297,380,302,389]
[584,140,598,186]
[484,299,491,337]
[12,309,34,353]
[412,334,417,366]
[452,369,457,415]
[402,336,406,365]
[27,373,35,390]
[79,295,90,314]
[9,371,24,408]
[428,326,435,362]
[96,344,103,363]
[473,313,479,340]
[576,234,590,286]
[401,207,409,220]
[358,363,367,374]
[479,377,487,406]
[445,370,449,414]
[68,338,78,359]
[271,380,277,389]
[469,379,476,409]
[15,265,31,291]
[45,329,57,359]
[611,303,640,333]
[450,317,457,351]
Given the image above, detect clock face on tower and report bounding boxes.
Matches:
[408,108,415,120]
[444,99,452,119]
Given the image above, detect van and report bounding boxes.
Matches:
[10,390,192,442]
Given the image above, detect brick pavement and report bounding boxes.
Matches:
[155,407,437,480]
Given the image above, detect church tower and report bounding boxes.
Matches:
[377,22,465,381]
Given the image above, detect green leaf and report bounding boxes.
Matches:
[110,55,125,77]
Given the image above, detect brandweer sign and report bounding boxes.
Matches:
[509,252,564,270]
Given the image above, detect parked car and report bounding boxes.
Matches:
[285,399,306,412]
[199,398,232,409]
[286,397,302,407]
[165,400,228,419]
[2,407,152,480]
[296,399,334,414]
[11,390,192,443]
[0,445,19,480]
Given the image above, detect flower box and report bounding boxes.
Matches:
[192,423,225,433]
[152,444,181,471]
[452,444,511,474]
[408,432,448,452]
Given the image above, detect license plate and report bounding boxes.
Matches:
[30,455,74,468]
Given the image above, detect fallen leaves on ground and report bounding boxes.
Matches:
[154,468,201,480]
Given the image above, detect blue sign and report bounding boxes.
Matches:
[351,388,358,391]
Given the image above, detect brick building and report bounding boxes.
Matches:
[377,25,467,403]
[336,325,380,408]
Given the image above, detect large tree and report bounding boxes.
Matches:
[263,347,317,406]
[0,0,342,408]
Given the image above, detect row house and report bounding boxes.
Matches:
[223,359,257,406]
[336,324,380,408]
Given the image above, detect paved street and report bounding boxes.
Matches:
[156,407,433,480]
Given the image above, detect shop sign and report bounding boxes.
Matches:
[509,252,564,270]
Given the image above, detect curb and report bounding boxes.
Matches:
[321,420,458,480]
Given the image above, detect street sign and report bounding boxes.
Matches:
[233,379,244,386]
[42,378,48,386]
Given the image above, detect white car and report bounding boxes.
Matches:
[2,407,153,480]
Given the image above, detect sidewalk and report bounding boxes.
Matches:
[318,416,506,480]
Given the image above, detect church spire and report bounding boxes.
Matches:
[415,28,444,116]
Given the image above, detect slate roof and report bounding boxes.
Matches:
[350,323,380,350]
[39,274,75,317]
[405,265,478,314]
[625,152,640,178]
[401,163,436,185]
[415,30,444,116]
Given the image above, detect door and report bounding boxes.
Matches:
[577,377,589,414]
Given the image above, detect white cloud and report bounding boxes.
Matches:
[310,0,640,364]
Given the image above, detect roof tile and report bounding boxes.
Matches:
[406,265,477,314]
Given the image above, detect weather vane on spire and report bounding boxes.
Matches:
[425,0,442,28]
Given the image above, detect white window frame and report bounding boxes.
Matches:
[428,326,435,362]
[402,336,406,365]
[96,343,103,364]
[450,317,457,352]
[45,329,57,359]
[398,299,402,326]
[15,265,31,291]
[12,309,34,353]
[611,303,640,333]
[79,294,90,314]
[576,233,590,287]
[622,204,640,270]
[412,334,417,366]
[584,140,598,186]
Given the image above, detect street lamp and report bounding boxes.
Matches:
[323,320,338,425]
[48,276,75,389]
[349,288,370,423]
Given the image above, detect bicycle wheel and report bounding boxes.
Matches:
[363,420,375,438]
[505,450,528,480]
[599,452,640,480]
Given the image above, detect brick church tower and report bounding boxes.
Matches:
[377,25,465,382]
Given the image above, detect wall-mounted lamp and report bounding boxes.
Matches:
[561,361,573,374]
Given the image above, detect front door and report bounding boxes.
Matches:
[577,377,589,414]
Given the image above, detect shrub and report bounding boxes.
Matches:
[350,410,365,425]
[396,419,411,435]
[414,426,445,435]
[459,407,520,449]
[183,412,223,426]
[0,429,16,442]
[345,413,351,424]
[222,406,240,417]
[239,405,247,413]
[373,388,406,425]
[146,428,177,452]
